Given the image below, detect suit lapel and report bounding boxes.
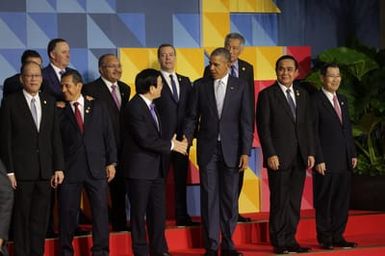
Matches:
[273,83,295,123]
[83,98,93,131]
[99,79,120,111]
[319,91,343,125]
[64,103,79,133]
[221,76,237,118]
[138,96,161,134]
[161,74,178,104]
[204,79,220,119]
[118,81,129,105]
[238,60,246,80]
[39,94,48,132]
[18,92,38,132]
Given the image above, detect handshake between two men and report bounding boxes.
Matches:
[171,134,189,155]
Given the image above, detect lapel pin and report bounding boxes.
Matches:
[178,77,181,82]
[230,86,234,90]
[296,90,300,97]
[341,101,344,106]
[43,100,47,105]
[242,67,245,71]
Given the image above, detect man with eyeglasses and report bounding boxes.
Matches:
[83,54,131,232]
[0,61,64,255]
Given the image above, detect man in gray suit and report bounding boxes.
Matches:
[184,48,253,256]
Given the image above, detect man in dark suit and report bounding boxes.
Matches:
[57,70,117,256]
[203,33,254,223]
[184,48,253,256]
[0,159,13,256]
[82,53,131,232]
[312,63,357,250]
[120,69,188,256]
[155,44,196,226]
[2,50,44,100]
[256,55,315,254]
[0,61,64,256]
[43,38,76,101]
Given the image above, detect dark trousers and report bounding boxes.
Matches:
[313,171,351,244]
[59,178,109,256]
[13,180,51,256]
[0,168,13,241]
[128,178,168,256]
[109,173,128,229]
[268,154,306,248]
[200,143,240,251]
[170,151,190,222]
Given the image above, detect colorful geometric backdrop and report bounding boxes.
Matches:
[0,0,313,216]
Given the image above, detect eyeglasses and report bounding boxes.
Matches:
[23,74,42,79]
[103,64,122,69]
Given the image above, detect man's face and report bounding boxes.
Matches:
[26,57,43,67]
[151,76,163,99]
[99,55,122,83]
[20,63,42,95]
[50,41,70,69]
[61,75,82,102]
[158,46,176,72]
[225,38,243,63]
[276,59,299,87]
[321,67,341,93]
[209,54,230,80]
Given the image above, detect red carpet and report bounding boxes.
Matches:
[7,210,385,255]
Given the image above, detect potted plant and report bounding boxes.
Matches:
[304,44,385,211]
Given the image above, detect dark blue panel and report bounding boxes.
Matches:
[58,14,87,48]
[0,0,26,12]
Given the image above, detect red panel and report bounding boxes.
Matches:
[286,46,312,79]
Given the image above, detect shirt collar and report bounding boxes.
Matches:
[70,95,84,107]
[277,81,294,93]
[139,94,153,109]
[321,87,336,102]
[23,89,40,102]
[215,73,229,86]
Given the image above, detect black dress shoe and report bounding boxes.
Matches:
[203,249,218,256]
[273,247,289,254]
[287,245,311,253]
[152,252,171,256]
[221,249,243,256]
[334,240,357,248]
[176,219,200,226]
[319,242,334,250]
[237,214,251,222]
[112,225,131,232]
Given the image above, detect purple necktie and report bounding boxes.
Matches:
[111,84,121,110]
[333,95,342,123]
[150,103,159,131]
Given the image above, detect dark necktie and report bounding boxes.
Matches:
[169,74,179,102]
[59,69,65,77]
[150,103,159,131]
[286,89,296,120]
[31,97,39,129]
[73,102,84,134]
[333,94,343,123]
[231,65,237,77]
[111,84,121,110]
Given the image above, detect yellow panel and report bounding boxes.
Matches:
[239,168,260,213]
[176,48,205,82]
[240,47,258,80]
[202,0,229,13]
[202,12,230,48]
[255,46,283,80]
[230,0,280,13]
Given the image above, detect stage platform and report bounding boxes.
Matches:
[7,210,385,255]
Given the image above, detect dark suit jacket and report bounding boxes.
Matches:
[184,76,253,168]
[256,82,315,170]
[82,77,131,149]
[42,64,76,101]
[204,58,255,121]
[312,90,356,172]
[58,97,117,182]
[0,91,64,180]
[155,73,192,140]
[120,95,171,180]
[0,158,13,240]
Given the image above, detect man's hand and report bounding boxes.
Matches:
[267,155,280,171]
[8,174,17,189]
[238,155,249,172]
[51,170,64,188]
[106,164,116,182]
[352,158,358,168]
[307,156,315,169]
[171,134,188,155]
[315,162,326,175]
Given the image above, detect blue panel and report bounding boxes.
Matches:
[87,15,116,49]
[230,14,253,46]
[0,13,26,48]
[251,14,278,46]
[57,0,86,13]
[27,0,55,12]
[69,48,89,82]
[173,14,200,48]
[118,13,146,46]
[86,0,115,13]
[0,0,26,12]
[27,14,57,48]
[58,14,87,48]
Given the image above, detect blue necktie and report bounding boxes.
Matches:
[286,89,296,120]
[231,65,237,77]
[169,74,179,102]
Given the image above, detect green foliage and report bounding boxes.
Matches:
[305,45,385,175]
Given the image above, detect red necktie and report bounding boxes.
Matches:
[73,102,84,133]
[333,95,342,124]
